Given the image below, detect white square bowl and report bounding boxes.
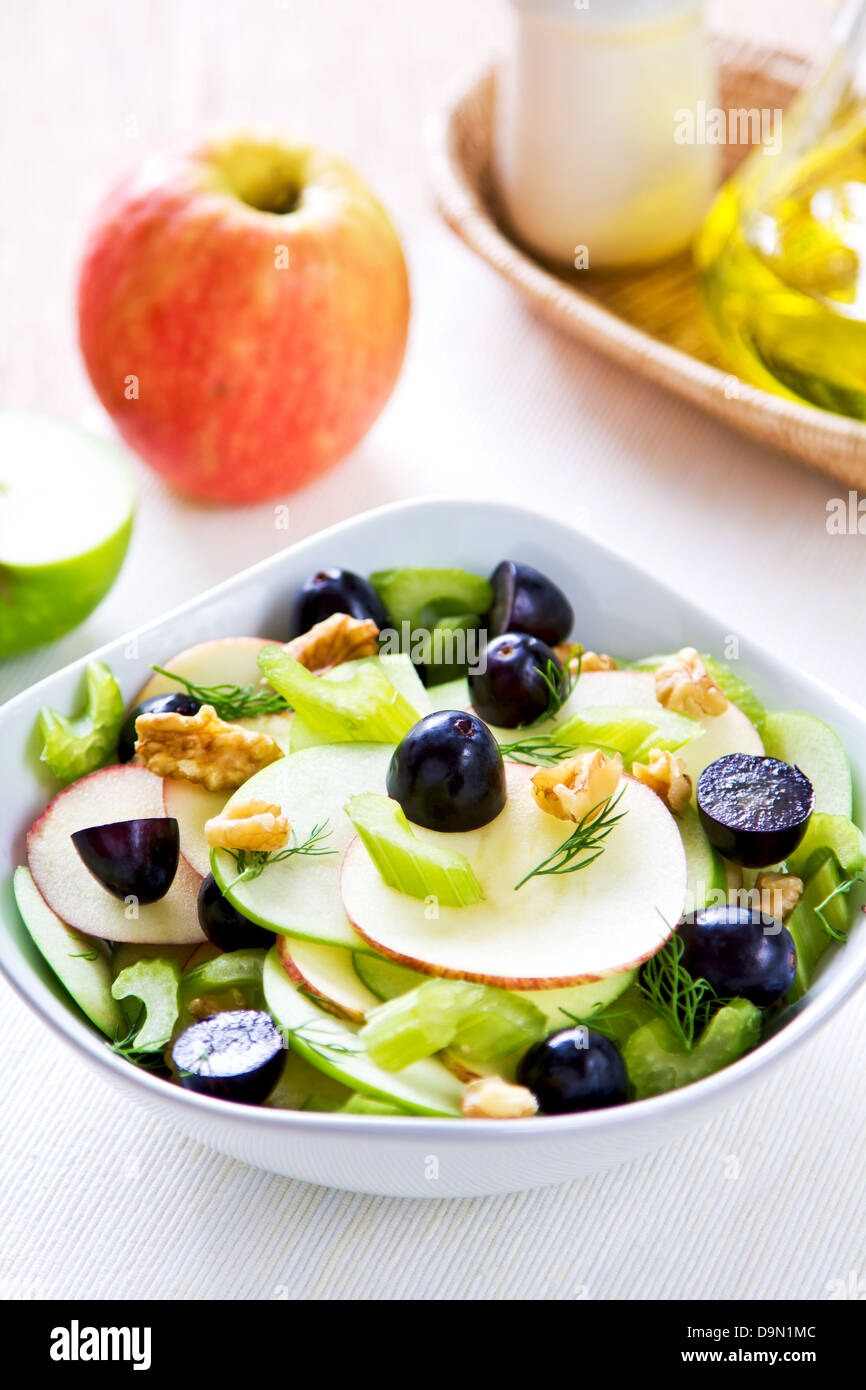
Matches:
[1,496,864,1199]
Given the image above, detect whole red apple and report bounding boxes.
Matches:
[77,134,410,503]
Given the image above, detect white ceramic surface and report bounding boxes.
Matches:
[1,496,863,1199]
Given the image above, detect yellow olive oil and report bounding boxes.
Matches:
[697,108,866,417]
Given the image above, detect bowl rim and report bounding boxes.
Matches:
[2,493,864,1141]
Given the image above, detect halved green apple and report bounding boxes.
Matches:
[0,412,135,656]
[210,742,395,949]
[342,762,687,987]
[263,946,464,1116]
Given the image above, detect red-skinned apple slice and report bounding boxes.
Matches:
[27,765,204,945]
[136,636,294,749]
[341,762,687,988]
[163,778,227,877]
[276,938,379,1022]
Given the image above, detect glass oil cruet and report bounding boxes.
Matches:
[697,0,866,417]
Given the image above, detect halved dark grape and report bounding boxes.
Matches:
[118,693,202,763]
[291,567,390,636]
[172,1010,284,1104]
[468,632,561,728]
[678,905,797,1007]
[386,710,506,832]
[488,561,573,646]
[517,1028,628,1114]
[197,873,274,950]
[696,753,815,867]
[71,817,180,903]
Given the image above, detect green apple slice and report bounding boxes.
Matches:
[761,711,853,817]
[0,412,135,656]
[263,946,464,1115]
[210,742,394,948]
[276,937,380,1021]
[678,804,726,912]
[27,764,204,944]
[342,762,687,987]
[264,1050,353,1112]
[13,865,125,1038]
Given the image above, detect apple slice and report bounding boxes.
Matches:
[342,761,687,987]
[678,702,763,785]
[135,636,294,750]
[27,765,204,945]
[163,778,228,877]
[276,938,379,1021]
[263,946,463,1116]
[761,710,853,817]
[210,742,395,948]
[13,865,125,1038]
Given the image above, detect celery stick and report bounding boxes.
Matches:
[785,855,852,1001]
[346,793,483,907]
[111,956,182,1051]
[38,660,125,785]
[555,704,700,762]
[786,812,866,881]
[361,979,480,1070]
[258,646,418,743]
[369,567,492,628]
[624,998,761,1099]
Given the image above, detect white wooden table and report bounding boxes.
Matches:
[0,0,862,1301]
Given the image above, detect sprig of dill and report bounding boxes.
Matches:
[814,877,859,942]
[498,734,582,766]
[558,1000,632,1043]
[280,1016,363,1059]
[107,1008,170,1072]
[514,788,627,890]
[223,820,335,891]
[150,665,291,722]
[637,924,721,1052]
[528,644,582,724]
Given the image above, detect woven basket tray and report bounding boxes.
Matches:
[427,36,866,489]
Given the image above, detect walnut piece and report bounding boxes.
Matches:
[135,703,283,792]
[531,749,623,824]
[205,799,290,853]
[461,1076,538,1119]
[553,643,616,675]
[755,871,804,921]
[284,611,379,674]
[631,747,692,813]
[655,647,728,718]
[187,989,248,1020]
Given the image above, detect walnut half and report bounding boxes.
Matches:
[135,704,284,792]
[531,749,623,825]
[655,647,727,718]
[755,871,804,921]
[205,799,290,853]
[553,643,616,675]
[284,611,379,674]
[631,748,692,813]
[461,1076,538,1118]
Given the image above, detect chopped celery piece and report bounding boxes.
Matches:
[786,813,866,881]
[339,1094,408,1115]
[353,952,426,1000]
[415,613,482,684]
[450,987,546,1062]
[361,979,480,1070]
[360,977,545,1070]
[624,998,761,1099]
[554,705,700,763]
[369,567,493,628]
[38,660,125,785]
[257,645,418,743]
[180,948,267,1007]
[701,657,766,730]
[346,793,483,907]
[111,956,182,1051]
[785,855,852,1001]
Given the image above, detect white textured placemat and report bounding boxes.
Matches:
[1,0,863,1302]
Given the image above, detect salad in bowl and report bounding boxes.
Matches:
[13,555,864,1123]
